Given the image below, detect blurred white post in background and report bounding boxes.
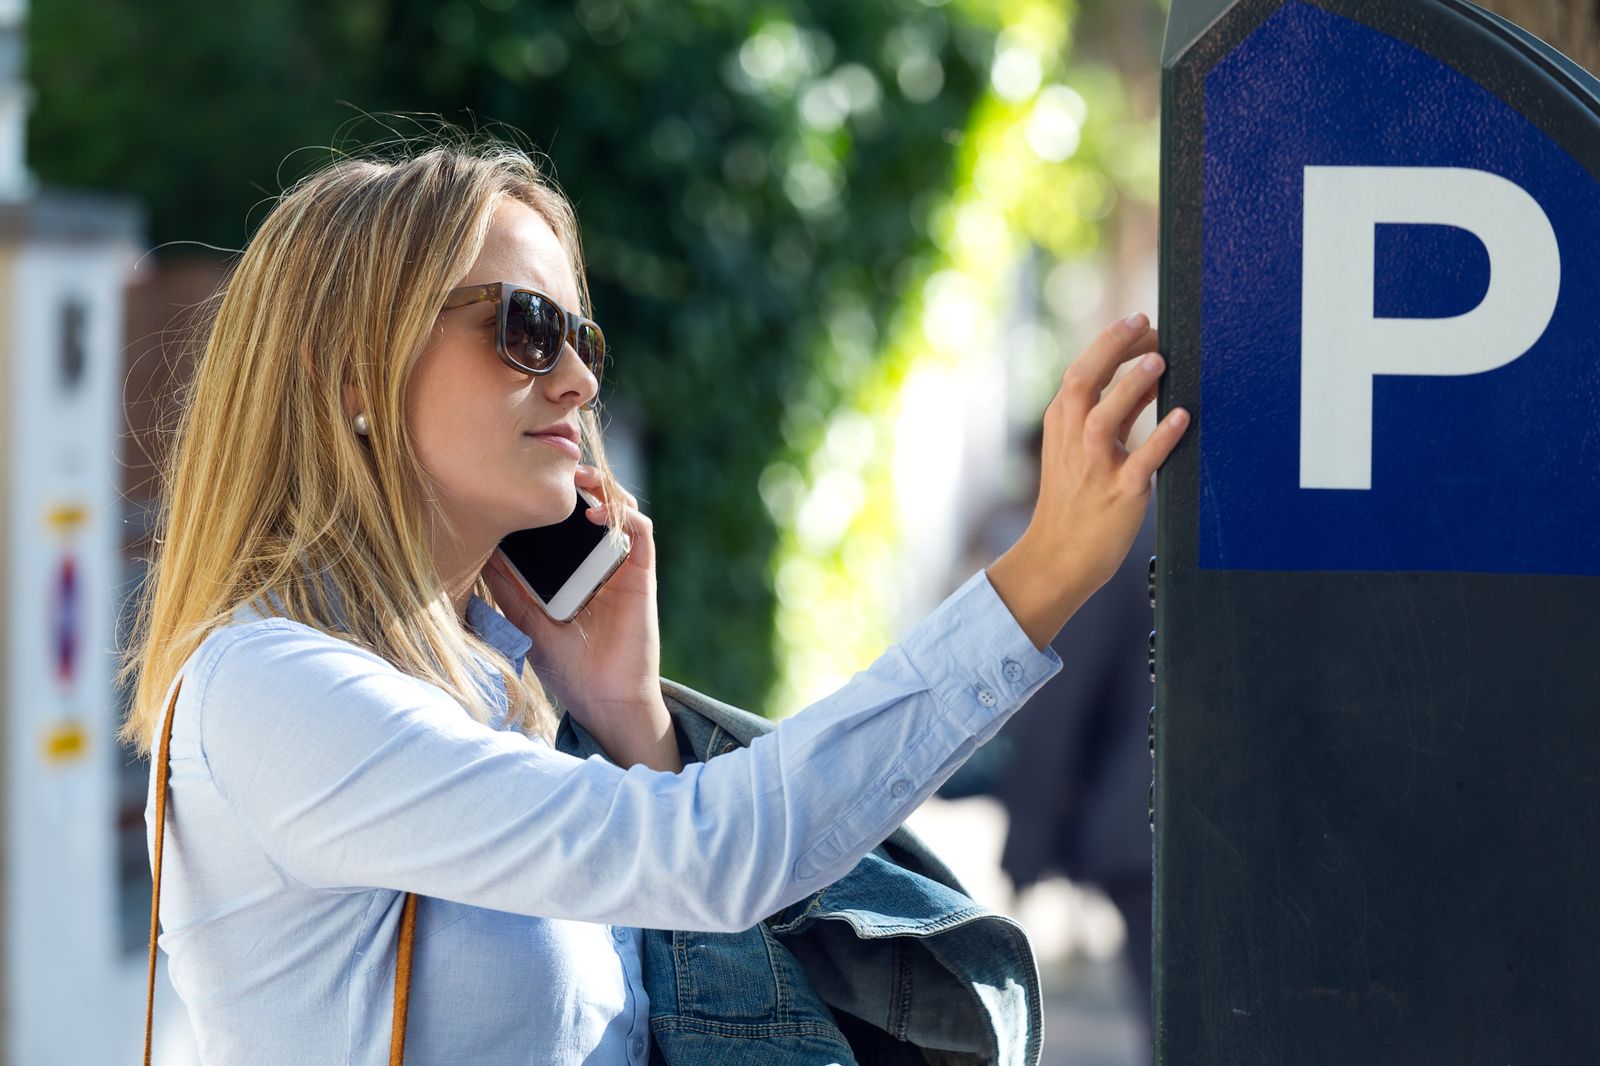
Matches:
[0,0,160,1060]
[0,174,146,1063]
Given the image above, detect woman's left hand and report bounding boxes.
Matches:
[481,465,663,731]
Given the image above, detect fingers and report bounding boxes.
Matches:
[1054,312,1185,485]
[583,500,654,572]
[1118,381,1159,446]
[1122,406,1191,487]
[575,465,639,521]
[587,501,651,535]
[1084,352,1166,450]
[1061,315,1161,411]
[580,485,652,538]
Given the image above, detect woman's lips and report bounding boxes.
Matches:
[526,432,581,458]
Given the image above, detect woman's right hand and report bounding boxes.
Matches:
[985,312,1189,650]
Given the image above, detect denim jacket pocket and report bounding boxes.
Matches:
[643,923,860,1065]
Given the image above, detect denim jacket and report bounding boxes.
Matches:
[556,675,1044,1066]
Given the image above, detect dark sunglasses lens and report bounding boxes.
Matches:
[507,292,563,371]
[577,323,605,378]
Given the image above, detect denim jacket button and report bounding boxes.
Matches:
[1002,658,1023,682]
[890,779,910,798]
[976,686,998,707]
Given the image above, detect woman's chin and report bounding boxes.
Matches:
[514,484,577,530]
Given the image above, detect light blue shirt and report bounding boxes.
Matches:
[147,568,1063,1064]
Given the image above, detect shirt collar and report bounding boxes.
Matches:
[234,581,532,677]
[465,592,532,675]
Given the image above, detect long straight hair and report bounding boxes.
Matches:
[116,136,628,757]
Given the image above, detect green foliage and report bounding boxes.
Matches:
[30,0,1003,712]
[762,0,1165,717]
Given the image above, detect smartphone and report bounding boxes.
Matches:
[495,487,632,623]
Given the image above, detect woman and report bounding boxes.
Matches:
[120,136,1189,1064]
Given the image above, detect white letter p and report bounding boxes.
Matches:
[1300,165,1560,490]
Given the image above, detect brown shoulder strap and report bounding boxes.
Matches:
[144,673,419,1065]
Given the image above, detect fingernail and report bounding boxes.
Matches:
[1122,312,1148,332]
[1140,353,1162,372]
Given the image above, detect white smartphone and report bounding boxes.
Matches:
[495,488,633,623]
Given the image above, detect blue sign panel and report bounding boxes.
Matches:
[1199,0,1600,573]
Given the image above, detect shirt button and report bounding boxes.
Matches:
[890,779,910,798]
[630,1036,646,1057]
[976,686,998,707]
[611,926,628,942]
[1002,658,1023,682]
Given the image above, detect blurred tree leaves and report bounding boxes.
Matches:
[29,0,999,712]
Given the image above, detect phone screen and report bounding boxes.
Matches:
[498,493,609,602]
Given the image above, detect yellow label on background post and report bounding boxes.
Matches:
[42,719,89,764]
[45,503,89,533]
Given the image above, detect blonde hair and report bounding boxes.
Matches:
[116,131,629,757]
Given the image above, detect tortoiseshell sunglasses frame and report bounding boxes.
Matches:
[441,282,605,406]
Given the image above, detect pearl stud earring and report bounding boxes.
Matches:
[354,412,370,436]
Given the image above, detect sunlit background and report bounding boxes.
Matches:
[2,0,1175,1061]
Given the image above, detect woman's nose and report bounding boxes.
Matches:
[545,340,600,409]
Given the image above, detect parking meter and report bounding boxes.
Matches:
[1155,1,1600,1061]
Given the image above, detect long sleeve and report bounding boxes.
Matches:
[194,568,1062,933]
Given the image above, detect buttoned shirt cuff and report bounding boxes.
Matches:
[899,567,1063,740]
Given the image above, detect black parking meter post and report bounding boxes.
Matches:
[1156,2,1600,1062]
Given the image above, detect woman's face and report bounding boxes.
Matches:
[406,198,600,545]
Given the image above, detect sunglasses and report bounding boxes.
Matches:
[442,282,606,403]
